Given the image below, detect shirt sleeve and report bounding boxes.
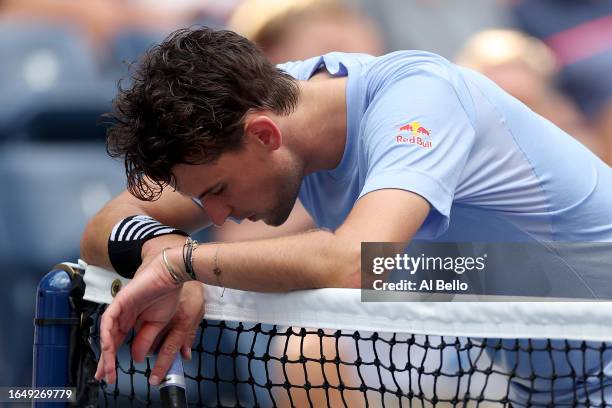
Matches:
[359,72,476,239]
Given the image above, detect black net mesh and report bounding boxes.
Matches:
[82,305,612,407]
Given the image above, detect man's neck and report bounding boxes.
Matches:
[279,74,348,175]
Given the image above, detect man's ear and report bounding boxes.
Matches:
[244,115,282,151]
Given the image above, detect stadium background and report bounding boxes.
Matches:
[0,0,610,389]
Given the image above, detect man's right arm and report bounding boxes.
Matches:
[80,188,210,270]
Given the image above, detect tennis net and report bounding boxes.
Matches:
[34,262,612,407]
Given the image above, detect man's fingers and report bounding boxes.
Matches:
[131,321,166,363]
[135,320,143,331]
[148,326,170,357]
[98,302,131,384]
[100,322,120,384]
[98,312,117,384]
[94,354,105,381]
[181,328,197,360]
[181,344,192,361]
[149,330,186,385]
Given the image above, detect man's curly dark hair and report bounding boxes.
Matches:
[106,27,300,201]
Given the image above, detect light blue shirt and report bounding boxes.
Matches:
[279,51,612,242]
[283,53,612,406]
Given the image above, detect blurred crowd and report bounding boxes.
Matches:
[0,0,610,393]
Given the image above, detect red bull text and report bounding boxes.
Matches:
[396,121,432,149]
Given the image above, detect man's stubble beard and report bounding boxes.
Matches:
[264,161,304,227]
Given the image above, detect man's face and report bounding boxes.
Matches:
[172,140,303,227]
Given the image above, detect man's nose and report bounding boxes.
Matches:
[203,197,232,226]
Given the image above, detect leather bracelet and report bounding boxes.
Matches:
[182,237,199,281]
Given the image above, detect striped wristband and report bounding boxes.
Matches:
[108,215,188,278]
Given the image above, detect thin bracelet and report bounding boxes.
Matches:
[213,244,225,297]
[162,248,181,284]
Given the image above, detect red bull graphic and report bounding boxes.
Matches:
[399,123,415,132]
[396,121,432,149]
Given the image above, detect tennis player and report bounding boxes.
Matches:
[80,27,612,400]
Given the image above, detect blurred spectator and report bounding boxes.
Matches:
[1,0,181,55]
[511,0,612,164]
[456,29,602,157]
[0,0,239,66]
[229,0,384,63]
[0,21,112,140]
[349,0,512,58]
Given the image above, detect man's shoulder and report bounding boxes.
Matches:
[276,50,454,82]
[362,50,456,79]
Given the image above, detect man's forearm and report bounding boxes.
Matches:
[182,229,360,292]
[171,190,431,292]
[80,189,210,270]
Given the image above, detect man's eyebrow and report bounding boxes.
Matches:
[173,181,217,201]
[197,183,221,200]
[189,183,220,209]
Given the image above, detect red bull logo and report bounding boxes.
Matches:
[396,121,432,149]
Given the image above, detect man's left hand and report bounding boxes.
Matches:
[133,281,205,385]
[94,247,204,385]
